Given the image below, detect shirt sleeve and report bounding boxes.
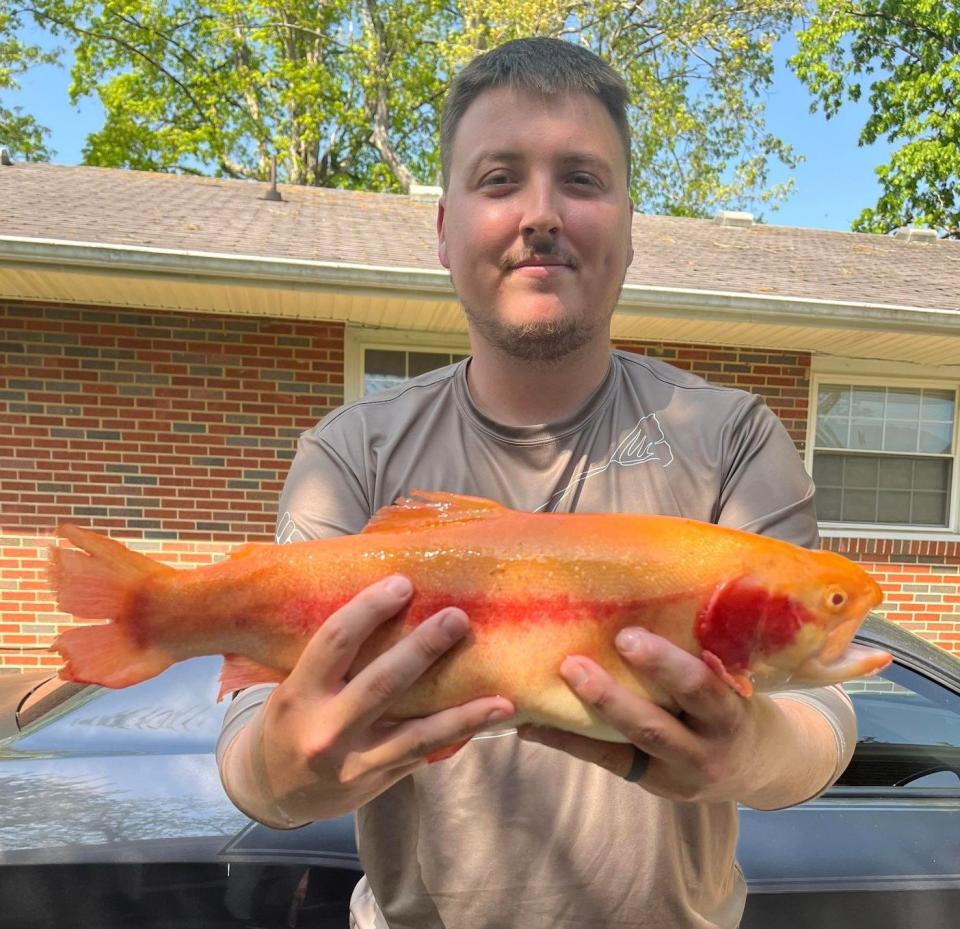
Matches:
[714,396,819,550]
[276,414,374,543]
[768,685,858,806]
[216,683,278,774]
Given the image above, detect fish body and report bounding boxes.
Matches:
[49,492,889,742]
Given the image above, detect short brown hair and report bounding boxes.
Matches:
[440,37,631,188]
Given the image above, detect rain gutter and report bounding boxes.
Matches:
[0,236,958,336]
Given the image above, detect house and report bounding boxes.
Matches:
[1,161,958,668]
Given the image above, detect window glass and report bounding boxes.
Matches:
[813,383,956,526]
[362,348,468,396]
[838,662,960,789]
[364,349,407,395]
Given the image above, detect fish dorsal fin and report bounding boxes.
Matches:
[362,491,509,534]
[227,542,267,561]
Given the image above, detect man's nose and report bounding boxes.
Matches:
[519,179,562,238]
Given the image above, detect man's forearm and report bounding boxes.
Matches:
[737,695,849,810]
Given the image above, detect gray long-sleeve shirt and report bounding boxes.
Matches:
[218,351,855,929]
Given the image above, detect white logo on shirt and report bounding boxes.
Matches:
[538,412,674,512]
[276,511,305,544]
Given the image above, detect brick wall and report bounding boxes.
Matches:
[1,300,344,670]
[822,538,960,653]
[1,306,957,673]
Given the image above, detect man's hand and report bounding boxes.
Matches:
[222,575,515,827]
[519,627,838,809]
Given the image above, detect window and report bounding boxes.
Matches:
[837,662,960,790]
[363,348,469,397]
[812,381,957,528]
[344,328,471,402]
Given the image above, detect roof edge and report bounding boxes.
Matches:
[0,235,453,295]
[1,235,958,335]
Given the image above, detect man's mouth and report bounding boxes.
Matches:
[511,258,573,269]
[509,258,574,277]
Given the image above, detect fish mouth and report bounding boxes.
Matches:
[819,616,863,665]
[795,642,892,686]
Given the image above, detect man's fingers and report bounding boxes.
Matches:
[366,696,515,770]
[518,725,635,777]
[337,606,477,729]
[284,575,414,697]
[614,628,742,727]
[560,656,701,765]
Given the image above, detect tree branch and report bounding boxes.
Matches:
[361,0,417,190]
[20,6,219,138]
[846,7,959,58]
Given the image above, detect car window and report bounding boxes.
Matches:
[837,661,960,790]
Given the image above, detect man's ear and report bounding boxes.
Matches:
[627,197,635,266]
[437,197,450,269]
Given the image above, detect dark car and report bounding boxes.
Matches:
[1,616,958,928]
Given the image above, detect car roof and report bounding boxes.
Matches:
[857,613,960,682]
[0,670,58,740]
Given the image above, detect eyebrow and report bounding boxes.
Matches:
[467,150,522,175]
[467,150,613,176]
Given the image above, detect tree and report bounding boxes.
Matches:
[17,0,802,217]
[791,0,960,237]
[0,8,57,160]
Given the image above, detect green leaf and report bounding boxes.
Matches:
[792,0,960,237]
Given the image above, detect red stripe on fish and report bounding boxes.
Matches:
[397,589,698,630]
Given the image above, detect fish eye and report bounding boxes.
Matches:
[826,587,847,611]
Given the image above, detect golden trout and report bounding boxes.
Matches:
[48,492,889,741]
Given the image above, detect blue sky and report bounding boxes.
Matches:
[5,25,895,233]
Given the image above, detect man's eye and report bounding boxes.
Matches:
[569,173,599,187]
[481,173,512,186]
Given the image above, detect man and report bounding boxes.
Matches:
[218,37,855,929]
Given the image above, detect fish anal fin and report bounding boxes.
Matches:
[219,654,287,701]
[425,737,471,764]
[362,491,508,535]
[53,623,174,689]
[702,650,754,698]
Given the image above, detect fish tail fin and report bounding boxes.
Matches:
[48,524,175,619]
[48,525,179,688]
[52,623,174,688]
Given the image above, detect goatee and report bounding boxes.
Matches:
[461,312,600,364]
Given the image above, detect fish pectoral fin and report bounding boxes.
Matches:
[702,650,754,698]
[53,623,174,689]
[425,737,471,764]
[362,491,509,534]
[219,655,287,701]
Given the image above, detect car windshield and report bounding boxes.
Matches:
[838,659,960,789]
[17,677,90,731]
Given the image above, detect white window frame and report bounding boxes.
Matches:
[806,360,960,540]
[344,327,471,403]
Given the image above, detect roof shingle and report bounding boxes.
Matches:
[2,162,958,312]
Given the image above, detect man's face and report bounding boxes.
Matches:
[438,87,634,363]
